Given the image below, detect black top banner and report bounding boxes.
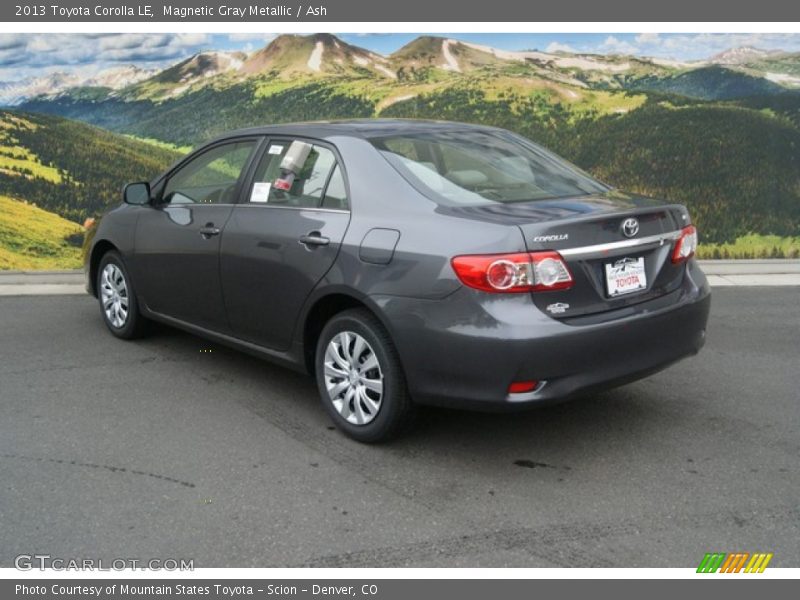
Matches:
[3,0,800,22]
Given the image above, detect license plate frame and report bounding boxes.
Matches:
[605,256,647,297]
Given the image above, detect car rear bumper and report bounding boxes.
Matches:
[374,260,711,410]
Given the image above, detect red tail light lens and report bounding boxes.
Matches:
[672,225,698,264]
[451,251,573,293]
[508,380,539,394]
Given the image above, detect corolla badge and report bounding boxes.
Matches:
[546,302,570,314]
[621,217,640,238]
[532,233,568,243]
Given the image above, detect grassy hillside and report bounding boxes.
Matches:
[564,102,800,242]
[22,81,377,147]
[734,94,800,128]
[0,113,64,183]
[696,233,800,259]
[0,110,180,224]
[745,52,800,78]
[626,65,788,100]
[0,195,82,269]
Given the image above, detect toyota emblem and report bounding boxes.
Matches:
[621,218,639,238]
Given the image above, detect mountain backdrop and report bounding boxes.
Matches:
[2,33,800,268]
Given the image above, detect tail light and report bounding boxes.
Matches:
[451,251,573,293]
[672,225,697,264]
[508,380,539,394]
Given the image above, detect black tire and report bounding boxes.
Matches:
[315,308,415,443]
[96,250,147,340]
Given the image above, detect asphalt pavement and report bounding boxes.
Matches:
[0,289,797,568]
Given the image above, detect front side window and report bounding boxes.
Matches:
[163,140,256,205]
[247,140,346,209]
[369,129,608,206]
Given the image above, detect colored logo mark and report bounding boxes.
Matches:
[697,552,773,573]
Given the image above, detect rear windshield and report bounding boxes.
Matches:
[369,129,608,206]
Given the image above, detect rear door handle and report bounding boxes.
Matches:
[299,232,330,247]
[199,224,221,238]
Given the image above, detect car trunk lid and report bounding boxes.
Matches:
[515,199,690,320]
[438,191,692,319]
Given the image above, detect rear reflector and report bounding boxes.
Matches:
[451,251,573,293]
[672,225,698,264]
[508,381,539,394]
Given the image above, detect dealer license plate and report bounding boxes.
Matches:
[605,257,647,297]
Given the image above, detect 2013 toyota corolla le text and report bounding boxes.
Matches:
[83,120,711,442]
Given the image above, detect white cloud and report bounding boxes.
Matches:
[599,36,639,55]
[0,33,217,81]
[175,33,212,46]
[98,34,168,51]
[0,34,26,51]
[635,33,662,46]
[227,33,277,43]
[545,42,577,54]
[649,33,799,60]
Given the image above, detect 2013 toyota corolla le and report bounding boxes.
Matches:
[84,120,711,442]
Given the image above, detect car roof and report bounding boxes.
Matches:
[208,119,500,144]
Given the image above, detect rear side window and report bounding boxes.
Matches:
[321,166,348,210]
[369,130,608,206]
[248,140,347,209]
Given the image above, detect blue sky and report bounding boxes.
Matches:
[2,32,800,82]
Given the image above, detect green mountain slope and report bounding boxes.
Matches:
[565,103,800,242]
[743,51,800,78]
[734,93,800,128]
[0,110,180,224]
[0,194,83,269]
[626,65,788,100]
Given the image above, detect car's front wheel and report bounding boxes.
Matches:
[97,250,147,339]
[315,309,415,442]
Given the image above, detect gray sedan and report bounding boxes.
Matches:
[84,120,711,442]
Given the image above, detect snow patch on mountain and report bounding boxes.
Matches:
[374,65,397,79]
[710,46,783,65]
[764,72,800,86]
[441,39,461,72]
[307,41,324,72]
[459,41,630,72]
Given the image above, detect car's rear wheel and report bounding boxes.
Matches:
[315,309,415,442]
[97,251,147,339]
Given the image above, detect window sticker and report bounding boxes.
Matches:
[268,145,284,155]
[250,181,272,203]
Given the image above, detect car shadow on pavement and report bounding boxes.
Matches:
[138,319,675,462]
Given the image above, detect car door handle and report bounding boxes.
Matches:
[299,232,330,247]
[199,224,220,238]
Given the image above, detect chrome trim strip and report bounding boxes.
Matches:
[558,230,682,259]
[238,204,350,214]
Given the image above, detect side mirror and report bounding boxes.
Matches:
[123,181,151,205]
